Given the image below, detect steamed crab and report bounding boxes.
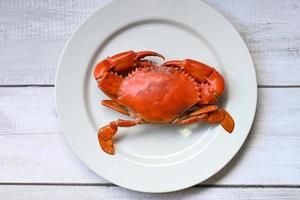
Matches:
[94,50,234,154]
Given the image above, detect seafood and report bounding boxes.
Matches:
[94,50,234,154]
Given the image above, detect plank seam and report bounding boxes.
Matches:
[0,85,55,87]
[0,183,299,188]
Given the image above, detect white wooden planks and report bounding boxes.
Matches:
[0,0,112,85]
[0,185,299,200]
[0,87,299,185]
[204,0,300,86]
[0,0,299,85]
[1,0,300,198]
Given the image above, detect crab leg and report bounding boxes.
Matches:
[174,106,234,133]
[174,113,209,124]
[173,105,218,124]
[101,100,129,116]
[189,105,218,116]
[98,118,143,154]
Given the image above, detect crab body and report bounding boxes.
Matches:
[94,51,234,154]
[118,66,199,122]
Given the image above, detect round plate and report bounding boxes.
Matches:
[56,0,257,193]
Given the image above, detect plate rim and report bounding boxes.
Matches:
[55,0,257,193]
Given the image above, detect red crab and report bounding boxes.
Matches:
[94,50,234,154]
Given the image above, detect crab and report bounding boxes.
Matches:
[94,50,234,154]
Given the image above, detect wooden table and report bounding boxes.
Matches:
[0,0,299,199]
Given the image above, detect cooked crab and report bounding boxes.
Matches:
[94,50,234,154]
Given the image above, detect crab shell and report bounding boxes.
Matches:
[117,66,200,122]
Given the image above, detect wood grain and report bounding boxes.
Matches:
[0,185,299,200]
[204,0,300,86]
[0,87,299,185]
[0,0,112,85]
[1,0,299,198]
[0,0,299,85]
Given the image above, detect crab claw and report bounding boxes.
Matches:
[163,59,213,82]
[163,59,225,104]
[221,110,235,133]
[206,109,235,133]
[98,119,142,155]
[98,122,118,155]
[94,50,165,80]
[201,70,225,103]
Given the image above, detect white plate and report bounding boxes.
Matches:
[56,0,257,193]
